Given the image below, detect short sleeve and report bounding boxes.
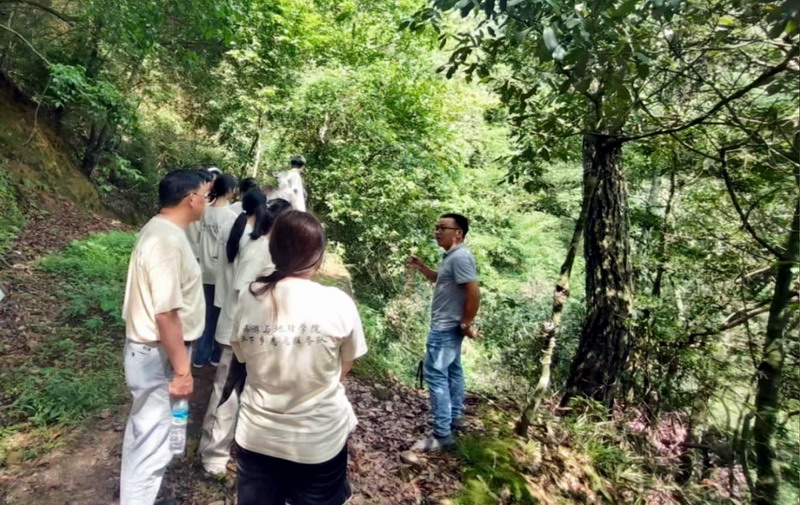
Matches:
[452,252,478,285]
[147,251,184,315]
[340,296,368,362]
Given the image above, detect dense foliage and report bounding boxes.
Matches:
[1,0,798,502]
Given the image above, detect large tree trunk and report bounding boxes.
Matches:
[561,135,633,410]
[753,199,800,505]
[82,121,111,176]
[515,142,598,435]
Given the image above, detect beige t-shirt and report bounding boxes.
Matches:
[122,216,205,343]
[214,221,252,345]
[185,221,201,261]
[231,277,367,464]
[234,235,274,292]
[199,205,238,284]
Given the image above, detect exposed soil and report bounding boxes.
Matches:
[0,196,470,505]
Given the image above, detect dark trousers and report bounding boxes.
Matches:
[193,284,221,366]
[237,444,351,505]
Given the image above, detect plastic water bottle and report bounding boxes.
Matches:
[169,399,189,456]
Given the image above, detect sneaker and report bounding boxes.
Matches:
[451,418,465,432]
[209,360,220,367]
[203,466,228,478]
[192,362,205,369]
[411,434,456,452]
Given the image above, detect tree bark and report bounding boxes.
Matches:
[752,199,800,505]
[82,121,110,175]
[561,135,633,410]
[515,141,598,435]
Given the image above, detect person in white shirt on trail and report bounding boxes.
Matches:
[231,211,367,505]
[194,173,238,368]
[119,170,209,505]
[198,192,290,475]
[185,168,215,262]
[229,177,259,215]
[274,155,307,211]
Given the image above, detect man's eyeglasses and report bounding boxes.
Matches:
[434,226,460,232]
[186,191,211,202]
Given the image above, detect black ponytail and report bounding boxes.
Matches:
[226,189,266,263]
[251,198,292,240]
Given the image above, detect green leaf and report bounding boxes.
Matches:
[538,146,551,161]
[612,0,638,19]
[574,77,591,93]
[768,19,787,38]
[485,0,495,17]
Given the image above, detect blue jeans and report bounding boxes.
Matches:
[193,284,221,366]
[424,326,465,438]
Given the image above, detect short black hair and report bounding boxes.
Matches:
[196,169,214,183]
[239,177,259,194]
[290,155,306,168]
[440,213,469,236]
[158,170,205,208]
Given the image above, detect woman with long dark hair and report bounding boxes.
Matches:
[231,211,367,505]
[198,188,266,475]
[233,198,292,294]
[195,172,238,367]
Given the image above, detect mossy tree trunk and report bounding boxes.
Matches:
[561,135,633,410]
[753,199,800,505]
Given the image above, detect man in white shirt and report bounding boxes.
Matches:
[120,170,209,505]
[274,155,307,211]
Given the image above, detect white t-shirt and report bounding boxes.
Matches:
[214,221,252,345]
[199,205,238,284]
[276,169,306,211]
[231,277,367,464]
[185,221,201,261]
[229,201,243,214]
[122,216,205,343]
[234,235,273,292]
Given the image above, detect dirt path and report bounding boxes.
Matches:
[1,366,472,505]
[0,198,471,505]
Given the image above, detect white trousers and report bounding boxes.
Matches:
[198,345,238,474]
[120,340,185,505]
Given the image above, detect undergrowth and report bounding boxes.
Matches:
[0,162,25,256]
[450,398,756,505]
[0,231,134,465]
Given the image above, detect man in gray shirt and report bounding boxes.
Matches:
[407,213,480,451]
